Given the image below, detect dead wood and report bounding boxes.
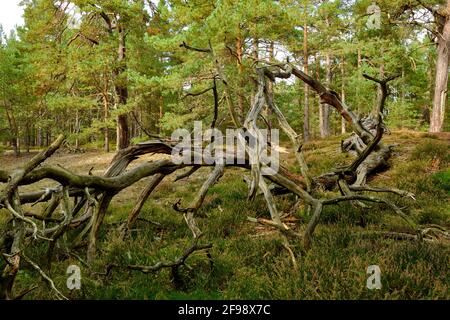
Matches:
[0,60,446,299]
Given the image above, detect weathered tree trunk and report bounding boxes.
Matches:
[430,2,450,132]
[0,218,23,300]
[87,193,113,263]
[303,22,310,142]
[125,173,165,233]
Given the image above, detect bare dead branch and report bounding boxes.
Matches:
[21,253,68,300]
[97,239,212,276]
[182,86,214,99]
[174,166,201,182]
[125,173,165,232]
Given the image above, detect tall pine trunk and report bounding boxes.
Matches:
[115,26,130,150]
[303,22,310,142]
[159,95,164,134]
[25,121,30,153]
[319,17,332,138]
[341,56,346,134]
[74,109,80,150]
[319,52,331,138]
[103,94,110,152]
[266,41,274,140]
[4,103,19,157]
[430,2,450,132]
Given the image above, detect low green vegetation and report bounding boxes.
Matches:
[5,133,449,300]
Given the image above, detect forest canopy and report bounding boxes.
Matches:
[0,0,449,153]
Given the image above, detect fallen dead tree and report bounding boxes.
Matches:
[0,58,448,300]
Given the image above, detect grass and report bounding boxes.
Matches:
[1,131,449,300]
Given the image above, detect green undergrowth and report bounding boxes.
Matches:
[4,133,450,300]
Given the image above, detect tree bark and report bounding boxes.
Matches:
[4,104,19,157]
[75,109,80,150]
[103,94,109,152]
[125,173,165,232]
[341,56,346,134]
[375,58,385,115]
[159,95,163,134]
[37,126,42,148]
[303,22,310,142]
[357,48,362,114]
[430,2,450,132]
[266,41,274,139]
[115,25,130,150]
[25,122,30,153]
[319,52,331,138]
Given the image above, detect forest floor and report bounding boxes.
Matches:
[0,130,449,299]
